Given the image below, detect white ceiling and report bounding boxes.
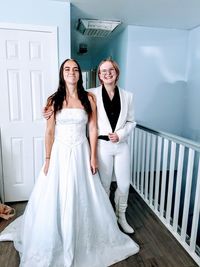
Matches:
[67,0,200,56]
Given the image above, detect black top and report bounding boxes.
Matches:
[102,85,121,132]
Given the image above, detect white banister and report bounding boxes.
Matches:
[130,125,200,266]
[141,131,146,197]
[166,141,176,225]
[154,136,162,213]
[181,148,195,242]
[137,130,141,191]
[144,133,150,201]
[149,134,156,207]
[160,139,169,218]
[190,160,200,252]
[173,144,184,232]
[133,129,138,187]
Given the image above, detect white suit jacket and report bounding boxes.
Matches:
[88,85,136,142]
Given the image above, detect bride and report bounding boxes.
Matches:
[0,59,139,267]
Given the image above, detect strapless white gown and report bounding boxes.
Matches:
[0,109,139,267]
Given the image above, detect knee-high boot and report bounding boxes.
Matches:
[114,189,134,234]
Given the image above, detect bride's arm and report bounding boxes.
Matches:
[88,94,98,175]
[44,107,55,175]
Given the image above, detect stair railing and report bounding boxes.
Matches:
[130,124,200,266]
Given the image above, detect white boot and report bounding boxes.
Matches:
[114,189,134,234]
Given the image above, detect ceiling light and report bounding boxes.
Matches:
[77,19,121,37]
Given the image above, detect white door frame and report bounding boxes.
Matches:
[0,129,4,203]
[0,22,59,202]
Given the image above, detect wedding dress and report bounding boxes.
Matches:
[0,108,139,267]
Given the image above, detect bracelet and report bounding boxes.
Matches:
[45,157,50,160]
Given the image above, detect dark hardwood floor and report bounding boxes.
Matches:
[0,201,26,267]
[0,187,198,267]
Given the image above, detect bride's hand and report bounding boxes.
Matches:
[90,158,98,175]
[44,159,50,175]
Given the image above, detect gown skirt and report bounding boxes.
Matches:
[0,109,139,267]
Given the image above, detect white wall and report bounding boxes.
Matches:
[125,26,188,136]
[185,27,200,142]
[0,0,71,65]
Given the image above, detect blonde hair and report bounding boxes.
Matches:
[97,58,120,84]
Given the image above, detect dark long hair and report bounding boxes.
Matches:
[46,59,92,115]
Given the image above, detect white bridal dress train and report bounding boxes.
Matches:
[0,108,139,267]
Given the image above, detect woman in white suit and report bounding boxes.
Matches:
[44,59,136,234]
[88,59,136,234]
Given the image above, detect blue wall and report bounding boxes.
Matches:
[186,27,200,142]
[87,24,200,142]
[0,0,71,65]
[92,28,129,88]
[73,28,129,88]
[125,26,188,137]
[88,25,189,138]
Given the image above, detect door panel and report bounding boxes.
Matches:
[0,25,58,201]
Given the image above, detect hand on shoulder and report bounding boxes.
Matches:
[43,105,54,120]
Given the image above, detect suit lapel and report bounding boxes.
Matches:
[97,86,112,131]
[115,88,125,131]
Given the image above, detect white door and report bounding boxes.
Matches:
[0,24,58,202]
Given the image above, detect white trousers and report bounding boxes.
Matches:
[97,140,131,195]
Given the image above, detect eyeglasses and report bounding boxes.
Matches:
[100,68,116,75]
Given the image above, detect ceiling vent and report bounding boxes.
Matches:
[77,19,121,37]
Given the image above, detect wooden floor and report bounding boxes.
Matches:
[0,201,25,267]
[0,188,198,267]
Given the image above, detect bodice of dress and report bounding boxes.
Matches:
[55,108,88,146]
